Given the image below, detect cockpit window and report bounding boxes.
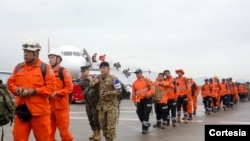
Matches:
[63,51,72,56]
[73,52,81,56]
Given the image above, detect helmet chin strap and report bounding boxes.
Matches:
[52,57,61,68]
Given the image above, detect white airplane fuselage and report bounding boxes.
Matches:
[57,45,87,80]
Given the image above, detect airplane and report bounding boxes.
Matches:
[0,44,153,89]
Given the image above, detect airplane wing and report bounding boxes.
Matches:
[0,71,12,75]
[0,71,12,84]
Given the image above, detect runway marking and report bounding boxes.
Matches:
[70,111,136,114]
[187,120,203,123]
[219,121,250,124]
[70,116,139,121]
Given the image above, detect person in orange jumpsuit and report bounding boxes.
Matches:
[201,79,212,114]
[227,77,236,108]
[48,49,74,141]
[7,39,56,141]
[187,77,200,120]
[163,70,177,127]
[210,76,220,112]
[132,68,155,134]
[219,78,228,111]
[175,69,188,123]
[152,73,169,129]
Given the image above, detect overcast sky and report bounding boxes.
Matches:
[0,0,250,81]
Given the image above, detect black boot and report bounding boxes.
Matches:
[193,110,196,115]
[188,114,192,120]
[153,121,161,128]
[172,120,177,127]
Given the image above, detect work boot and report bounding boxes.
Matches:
[161,121,169,129]
[193,110,196,115]
[142,123,151,134]
[184,116,188,124]
[153,121,161,128]
[89,130,95,140]
[177,115,181,123]
[93,130,101,141]
[105,137,113,141]
[165,120,170,126]
[172,120,177,127]
[188,114,192,120]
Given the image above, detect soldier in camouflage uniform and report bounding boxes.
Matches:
[91,61,122,141]
[79,66,101,141]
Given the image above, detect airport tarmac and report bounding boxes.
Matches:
[2,96,250,141]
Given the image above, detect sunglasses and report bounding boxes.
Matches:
[22,44,40,48]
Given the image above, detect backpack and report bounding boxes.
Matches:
[144,78,162,103]
[0,85,15,126]
[16,62,65,85]
[0,84,15,141]
[117,83,127,104]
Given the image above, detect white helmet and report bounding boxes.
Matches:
[48,48,63,61]
[22,38,41,51]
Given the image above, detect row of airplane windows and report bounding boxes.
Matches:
[62,51,81,56]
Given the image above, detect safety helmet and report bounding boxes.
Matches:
[187,76,192,80]
[48,49,63,61]
[213,75,218,79]
[22,38,41,51]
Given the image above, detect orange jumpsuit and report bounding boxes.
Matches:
[8,59,56,141]
[50,65,74,141]
[210,81,220,109]
[187,81,200,115]
[201,83,212,112]
[175,76,189,118]
[219,82,227,108]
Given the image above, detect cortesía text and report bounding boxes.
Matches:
[205,125,250,140]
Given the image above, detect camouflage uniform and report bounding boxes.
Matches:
[80,77,100,130]
[95,74,121,139]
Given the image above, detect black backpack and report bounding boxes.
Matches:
[15,62,65,85]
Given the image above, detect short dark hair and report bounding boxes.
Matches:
[163,70,170,73]
[99,61,110,68]
[158,73,164,76]
[0,79,2,84]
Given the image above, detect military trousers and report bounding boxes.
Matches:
[98,109,118,139]
[86,102,101,130]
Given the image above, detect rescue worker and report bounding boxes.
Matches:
[187,76,200,120]
[163,70,177,127]
[175,69,188,123]
[79,66,101,141]
[7,38,56,141]
[227,77,235,108]
[201,79,212,114]
[48,49,74,141]
[132,68,155,134]
[152,73,168,129]
[92,61,122,141]
[210,75,220,112]
[219,78,228,111]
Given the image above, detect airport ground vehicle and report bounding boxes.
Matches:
[70,80,85,104]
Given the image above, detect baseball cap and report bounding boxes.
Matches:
[135,69,142,73]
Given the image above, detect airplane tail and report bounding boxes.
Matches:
[48,38,50,54]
